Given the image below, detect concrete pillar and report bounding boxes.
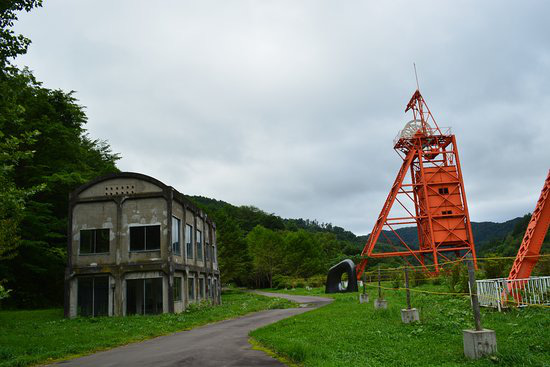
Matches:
[463,256,497,359]
[374,298,388,309]
[401,308,419,323]
[374,266,387,309]
[463,329,497,359]
[359,293,369,303]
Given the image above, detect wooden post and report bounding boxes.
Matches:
[378,266,382,299]
[467,256,483,331]
[405,267,411,310]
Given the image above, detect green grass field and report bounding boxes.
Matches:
[0,290,295,367]
[251,285,550,367]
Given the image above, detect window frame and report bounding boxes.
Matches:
[196,229,203,261]
[79,228,110,255]
[199,277,205,299]
[185,224,194,259]
[188,276,195,301]
[173,276,182,302]
[77,275,110,317]
[172,217,181,256]
[129,224,161,252]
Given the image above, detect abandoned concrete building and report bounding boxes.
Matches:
[64,172,221,318]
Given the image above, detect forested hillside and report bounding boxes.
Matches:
[188,195,547,288]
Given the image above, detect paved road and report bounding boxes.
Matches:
[49,292,331,367]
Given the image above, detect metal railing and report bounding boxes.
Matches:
[393,125,452,146]
[475,276,550,311]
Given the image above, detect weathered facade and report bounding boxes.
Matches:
[64,172,220,318]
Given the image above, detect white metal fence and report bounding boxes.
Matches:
[475,276,550,311]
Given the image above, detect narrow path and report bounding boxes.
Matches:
[49,292,332,367]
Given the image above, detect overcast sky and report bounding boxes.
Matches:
[14,0,550,234]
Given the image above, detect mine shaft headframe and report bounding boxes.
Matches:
[404,89,443,137]
[355,89,476,280]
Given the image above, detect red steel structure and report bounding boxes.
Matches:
[508,170,550,281]
[356,90,476,278]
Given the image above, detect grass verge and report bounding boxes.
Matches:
[251,285,550,367]
[0,290,295,367]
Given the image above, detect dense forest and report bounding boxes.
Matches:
[0,1,547,308]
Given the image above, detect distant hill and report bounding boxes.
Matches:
[188,195,524,254]
[354,217,523,251]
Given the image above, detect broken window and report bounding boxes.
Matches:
[172,217,181,255]
[197,229,203,260]
[126,278,163,315]
[77,276,109,317]
[438,187,449,195]
[173,276,182,301]
[130,225,161,251]
[186,224,193,259]
[79,229,110,254]
[188,277,195,301]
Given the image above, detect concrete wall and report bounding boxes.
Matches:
[78,178,162,198]
[66,173,221,318]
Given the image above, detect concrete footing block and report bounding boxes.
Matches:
[463,329,497,359]
[401,308,419,323]
[374,298,387,309]
[359,293,369,303]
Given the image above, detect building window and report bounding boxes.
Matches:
[77,276,109,317]
[199,277,205,299]
[208,277,212,298]
[173,276,182,302]
[213,245,217,263]
[438,187,449,195]
[186,224,193,259]
[80,229,110,254]
[442,210,453,215]
[172,217,181,255]
[188,277,195,301]
[126,278,163,315]
[197,229,203,260]
[205,242,210,261]
[130,225,161,251]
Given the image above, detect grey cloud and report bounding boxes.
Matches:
[14,0,550,234]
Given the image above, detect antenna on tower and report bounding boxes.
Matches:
[413,63,420,91]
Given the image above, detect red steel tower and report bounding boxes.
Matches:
[356,90,476,278]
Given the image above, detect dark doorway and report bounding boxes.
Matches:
[77,276,109,317]
[126,278,163,315]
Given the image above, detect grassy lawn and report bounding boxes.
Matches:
[0,290,295,367]
[251,285,550,367]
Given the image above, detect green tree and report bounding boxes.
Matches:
[283,230,324,278]
[0,1,120,307]
[215,208,251,286]
[0,0,43,69]
[247,225,284,288]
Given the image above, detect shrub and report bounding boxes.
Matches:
[306,275,325,288]
[0,283,10,304]
[272,275,292,289]
[410,270,427,287]
[391,273,402,289]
